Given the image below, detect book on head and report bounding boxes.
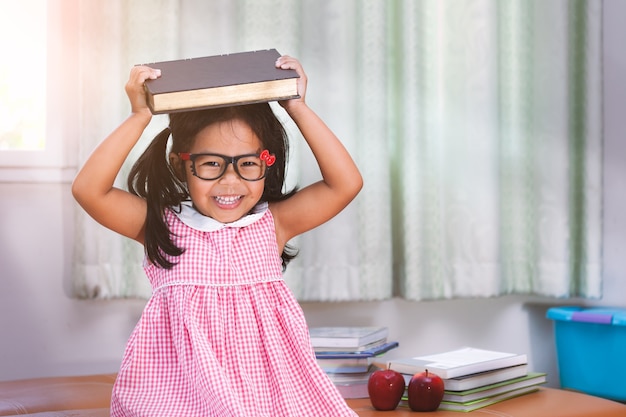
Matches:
[309,326,388,349]
[387,347,527,379]
[142,49,300,114]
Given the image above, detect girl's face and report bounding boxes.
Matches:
[182,118,266,223]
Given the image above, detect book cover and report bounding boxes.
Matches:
[309,326,388,349]
[441,372,546,402]
[142,49,299,114]
[315,341,399,359]
[388,347,527,379]
[401,363,529,392]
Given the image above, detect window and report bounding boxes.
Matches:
[0,1,47,151]
[0,0,78,183]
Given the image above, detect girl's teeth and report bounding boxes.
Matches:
[215,196,240,205]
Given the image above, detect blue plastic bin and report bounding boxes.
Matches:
[546,306,626,401]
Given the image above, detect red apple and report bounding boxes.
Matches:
[407,369,445,412]
[367,368,406,411]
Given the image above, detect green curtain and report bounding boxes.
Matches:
[391,0,602,300]
[71,0,602,301]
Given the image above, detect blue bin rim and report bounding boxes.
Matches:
[547,306,626,326]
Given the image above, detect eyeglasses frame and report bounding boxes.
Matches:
[178,151,272,182]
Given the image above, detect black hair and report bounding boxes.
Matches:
[127,103,297,270]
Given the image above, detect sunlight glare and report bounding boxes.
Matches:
[0,0,47,151]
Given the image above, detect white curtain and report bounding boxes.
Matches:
[71,0,179,298]
[71,0,602,301]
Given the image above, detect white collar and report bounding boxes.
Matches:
[172,201,268,232]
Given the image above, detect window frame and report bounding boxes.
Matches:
[0,0,79,184]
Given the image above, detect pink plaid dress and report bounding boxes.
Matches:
[111,202,357,417]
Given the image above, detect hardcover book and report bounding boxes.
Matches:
[387,347,527,379]
[142,49,299,114]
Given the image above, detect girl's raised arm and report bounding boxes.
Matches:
[71,66,161,244]
[270,56,363,249]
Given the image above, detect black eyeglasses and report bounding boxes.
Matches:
[179,150,276,181]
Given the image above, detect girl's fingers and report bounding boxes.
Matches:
[126,67,161,95]
[131,65,161,83]
[125,66,161,113]
[275,56,300,71]
[145,67,161,80]
[275,55,308,108]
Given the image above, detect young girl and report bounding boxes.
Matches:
[72,55,362,416]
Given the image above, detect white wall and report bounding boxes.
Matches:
[1,1,625,385]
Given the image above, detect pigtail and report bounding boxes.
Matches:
[127,127,188,269]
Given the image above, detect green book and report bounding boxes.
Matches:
[437,385,541,412]
[441,372,547,403]
[399,384,542,413]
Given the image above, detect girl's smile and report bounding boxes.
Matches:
[214,195,242,206]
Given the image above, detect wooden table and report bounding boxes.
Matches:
[2,374,626,416]
[347,387,626,417]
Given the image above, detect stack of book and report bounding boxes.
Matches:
[309,326,399,399]
[387,347,547,412]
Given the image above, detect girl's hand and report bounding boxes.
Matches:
[125,65,161,115]
[275,55,307,112]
